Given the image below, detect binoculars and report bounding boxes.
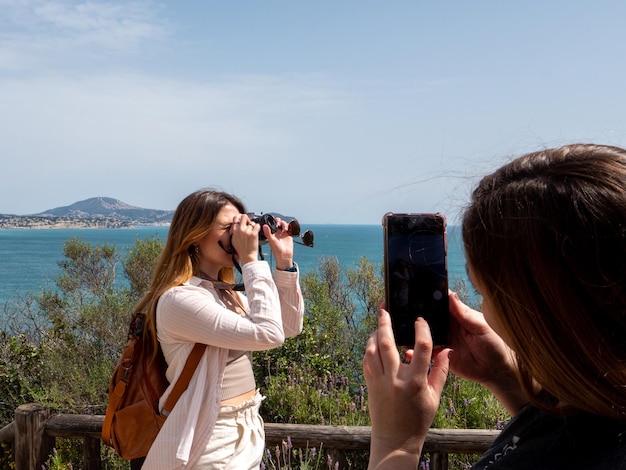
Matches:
[249,213,314,247]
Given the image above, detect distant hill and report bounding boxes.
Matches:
[0,198,304,230]
[0,197,173,229]
[34,197,174,224]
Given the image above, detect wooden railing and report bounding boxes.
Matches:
[0,403,499,469]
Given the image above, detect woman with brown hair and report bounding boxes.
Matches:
[364,144,626,469]
[138,189,303,469]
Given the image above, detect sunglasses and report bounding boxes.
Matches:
[299,229,314,247]
[285,220,314,247]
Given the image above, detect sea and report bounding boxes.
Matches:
[0,224,470,309]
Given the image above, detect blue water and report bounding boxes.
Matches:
[0,225,469,308]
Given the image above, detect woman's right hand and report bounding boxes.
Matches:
[364,309,450,470]
[447,292,527,415]
[230,214,260,266]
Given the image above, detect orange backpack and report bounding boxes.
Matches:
[102,312,205,460]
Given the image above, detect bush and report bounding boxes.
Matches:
[0,236,162,467]
[256,256,381,425]
[0,238,507,470]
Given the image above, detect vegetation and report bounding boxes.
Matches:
[0,237,508,469]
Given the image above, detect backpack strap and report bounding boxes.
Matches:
[161,342,206,417]
[102,334,139,446]
[102,366,129,445]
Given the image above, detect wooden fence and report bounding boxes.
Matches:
[0,403,499,469]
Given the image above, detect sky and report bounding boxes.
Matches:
[1,1,626,225]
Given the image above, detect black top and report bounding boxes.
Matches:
[472,404,626,469]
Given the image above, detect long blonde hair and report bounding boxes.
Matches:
[463,144,626,421]
[136,189,246,362]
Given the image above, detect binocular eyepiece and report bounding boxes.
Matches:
[249,213,314,247]
[249,213,279,240]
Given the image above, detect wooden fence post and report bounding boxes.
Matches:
[83,436,101,470]
[430,451,449,470]
[326,448,347,469]
[14,403,55,470]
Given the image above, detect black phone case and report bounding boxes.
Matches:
[383,212,450,347]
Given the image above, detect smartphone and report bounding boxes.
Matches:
[382,212,449,347]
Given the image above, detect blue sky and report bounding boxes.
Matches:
[2,1,626,224]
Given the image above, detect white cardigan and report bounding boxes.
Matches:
[143,261,304,469]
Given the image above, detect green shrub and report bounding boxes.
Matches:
[256,256,381,424]
[0,239,507,470]
[434,375,509,431]
[0,236,162,467]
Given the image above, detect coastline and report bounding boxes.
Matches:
[0,215,171,230]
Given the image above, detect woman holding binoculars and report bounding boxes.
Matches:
[138,189,304,469]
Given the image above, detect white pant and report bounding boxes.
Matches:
[190,392,265,469]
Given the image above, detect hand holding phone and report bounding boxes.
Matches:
[383,212,450,347]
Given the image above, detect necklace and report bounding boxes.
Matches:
[197,271,245,291]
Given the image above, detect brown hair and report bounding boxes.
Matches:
[136,189,246,362]
[462,143,626,420]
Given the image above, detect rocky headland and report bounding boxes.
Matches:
[0,197,173,229]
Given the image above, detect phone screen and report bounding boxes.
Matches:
[383,213,449,346]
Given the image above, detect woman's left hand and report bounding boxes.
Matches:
[263,217,294,270]
[363,309,450,470]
